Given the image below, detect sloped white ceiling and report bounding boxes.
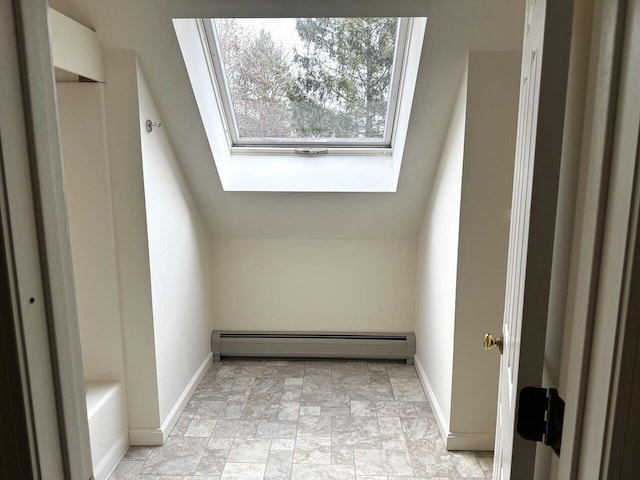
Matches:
[49,0,524,240]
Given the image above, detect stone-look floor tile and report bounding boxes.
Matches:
[375,401,418,418]
[234,377,256,389]
[291,464,355,480]
[110,460,145,479]
[378,417,406,450]
[249,390,285,404]
[304,362,333,376]
[281,386,303,402]
[227,438,271,463]
[293,436,332,464]
[485,470,494,479]
[332,446,354,465]
[302,391,350,408]
[390,379,427,402]
[302,375,332,394]
[115,359,494,480]
[450,451,485,477]
[409,455,458,477]
[170,412,194,437]
[349,384,395,402]
[143,476,220,480]
[220,462,266,480]
[243,402,280,420]
[123,445,157,461]
[297,415,331,436]
[215,365,241,378]
[222,400,247,419]
[140,437,208,476]
[271,438,296,451]
[354,449,414,476]
[332,417,381,450]
[192,387,231,402]
[227,393,251,403]
[401,417,441,441]
[284,377,303,386]
[321,405,351,416]
[194,447,229,475]
[475,451,494,471]
[195,400,227,418]
[184,417,217,437]
[207,437,234,449]
[332,362,370,385]
[350,400,376,417]
[270,363,305,378]
[279,401,300,420]
[412,401,433,417]
[265,450,294,478]
[256,420,298,439]
[386,364,420,379]
[367,362,389,374]
[406,438,451,475]
[390,477,451,480]
[211,419,258,438]
[369,372,392,384]
[252,378,285,395]
[299,405,321,416]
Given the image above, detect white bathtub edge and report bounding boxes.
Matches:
[130,353,212,445]
[95,433,128,480]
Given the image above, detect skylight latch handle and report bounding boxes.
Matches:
[294,148,329,155]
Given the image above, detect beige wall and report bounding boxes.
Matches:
[414,51,520,450]
[211,239,416,333]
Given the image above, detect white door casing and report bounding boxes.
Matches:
[494,0,575,478]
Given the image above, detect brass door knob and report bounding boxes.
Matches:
[484,333,503,354]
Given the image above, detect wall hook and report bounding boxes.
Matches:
[146,119,162,133]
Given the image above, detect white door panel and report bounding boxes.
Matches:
[494,0,575,477]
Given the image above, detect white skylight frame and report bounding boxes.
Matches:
[200,17,412,152]
[173,17,427,191]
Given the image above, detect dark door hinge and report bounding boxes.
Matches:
[516,387,565,456]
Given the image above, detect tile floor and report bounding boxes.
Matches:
[111,359,493,480]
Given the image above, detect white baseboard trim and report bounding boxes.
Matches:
[446,431,495,451]
[413,354,450,445]
[130,353,212,446]
[129,426,163,446]
[94,434,128,480]
[413,354,495,451]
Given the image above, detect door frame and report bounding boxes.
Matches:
[569,0,640,475]
[0,0,92,478]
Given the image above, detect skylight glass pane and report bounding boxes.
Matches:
[209,17,402,146]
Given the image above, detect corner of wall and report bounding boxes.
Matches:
[412,64,469,436]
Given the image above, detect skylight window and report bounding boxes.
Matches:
[202,17,410,149]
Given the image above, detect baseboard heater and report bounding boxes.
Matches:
[211,331,415,364]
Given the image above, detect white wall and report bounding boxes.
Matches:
[104,50,161,435]
[57,83,125,384]
[414,67,468,430]
[211,239,415,333]
[103,51,214,443]
[450,51,520,437]
[414,51,520,450]
[137,69,212,425]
